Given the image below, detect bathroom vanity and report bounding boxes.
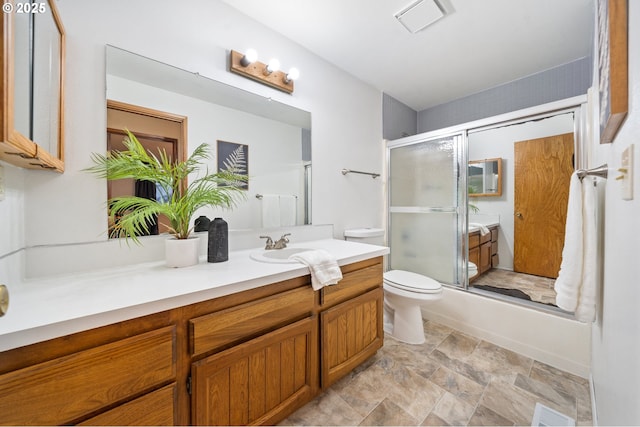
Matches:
[0,240,386,425]
[468,225,499,281]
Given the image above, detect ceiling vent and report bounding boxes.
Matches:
[395,0,445,34]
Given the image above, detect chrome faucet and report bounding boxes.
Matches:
[273,233,290,249]
[260,235,275,250]
[260,233,291,250]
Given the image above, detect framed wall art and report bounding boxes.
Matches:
[597,0,628,144]
[217,140,248,190]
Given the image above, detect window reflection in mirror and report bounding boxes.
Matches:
[468,158,502,197]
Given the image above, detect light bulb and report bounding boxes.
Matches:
[240,48,257,66]
[285,67,300,83]
[265,58,280,74]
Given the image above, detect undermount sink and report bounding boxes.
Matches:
[249,247,314,264]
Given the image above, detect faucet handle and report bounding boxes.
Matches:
[260,235,274,249]
[279,233,291,243]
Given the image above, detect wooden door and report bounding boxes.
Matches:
[514,133,574,278]
[191,317,318,426]
[106,100,187,236]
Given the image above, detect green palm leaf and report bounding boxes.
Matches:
[85,130,248,244]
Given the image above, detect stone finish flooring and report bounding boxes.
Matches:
[472,268,558,306]
[280,320,592,426]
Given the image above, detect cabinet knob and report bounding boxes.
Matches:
[515,212,523,218]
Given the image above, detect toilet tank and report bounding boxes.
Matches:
[343,228,385,245]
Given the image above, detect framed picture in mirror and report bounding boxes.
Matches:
[217,140,248,190]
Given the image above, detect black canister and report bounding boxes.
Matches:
[194,215,211,232]
[208,217,228,263]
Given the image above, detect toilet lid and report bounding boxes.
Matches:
[383,270,442,293]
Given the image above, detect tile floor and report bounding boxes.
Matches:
[280,320,592,426]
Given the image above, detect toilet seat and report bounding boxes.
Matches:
[383,270,442,294]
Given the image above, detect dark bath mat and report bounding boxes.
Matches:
[472,284,532,300]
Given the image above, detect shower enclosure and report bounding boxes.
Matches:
[387,133,467,287]
[386,97,587,312]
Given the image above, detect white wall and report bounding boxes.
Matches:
[468,113,575,269]
[107,75,305,229]
[18,0,383,251]
[590,2,640,425]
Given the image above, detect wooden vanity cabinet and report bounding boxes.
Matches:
[469,226,499,281]
[319,257,384,388]
[0,313,180,426]
[0,256,384,426]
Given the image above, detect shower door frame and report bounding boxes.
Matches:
[386,131,469,288]
[386,94,589,296]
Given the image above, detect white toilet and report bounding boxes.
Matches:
[343,228,444,344]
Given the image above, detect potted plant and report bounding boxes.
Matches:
[86,130,247,267]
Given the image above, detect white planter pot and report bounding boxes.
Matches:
[165,236,200,268]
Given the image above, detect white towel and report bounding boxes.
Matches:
[469,222,490,236]
[289,249,343,291]
[554,172,598,322]
[279,195,297,227]
[261,194,280,228]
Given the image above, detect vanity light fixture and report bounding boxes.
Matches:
[240,48,258,66]
[229,49,298,94]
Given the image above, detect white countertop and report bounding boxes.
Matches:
[0,239,389,352]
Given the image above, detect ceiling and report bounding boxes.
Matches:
[220,0,594,111]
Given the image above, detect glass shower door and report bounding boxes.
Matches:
[388,133,465,286]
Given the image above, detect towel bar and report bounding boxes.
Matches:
[576,164,608,181]
[341,168,380,179]
[255,194,298,199]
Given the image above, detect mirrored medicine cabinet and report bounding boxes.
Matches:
[0,0,65,172]
[468,157,502,197]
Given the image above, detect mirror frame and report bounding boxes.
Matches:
[0,0,65,172]
[468,157,502,197]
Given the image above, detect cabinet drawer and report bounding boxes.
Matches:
[321,262,382,309]
[480,232,491,244]
[78,383,177,426]
[190,285,315,357]
[490,227,499,242]
[469,232,480,248]
[0,326,176,425]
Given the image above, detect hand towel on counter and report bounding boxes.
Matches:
[261,194,280,228]
[279,195,297,227]
[554,172,598,322]
[469,222,490,236]
[289,249,343,291]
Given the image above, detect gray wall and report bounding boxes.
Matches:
[417,57,592,133]
[382,93,417,140]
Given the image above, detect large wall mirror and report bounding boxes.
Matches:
[105,45,312,232]
[0,0,65,172]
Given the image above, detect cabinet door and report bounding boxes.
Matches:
[469,246,480,280]
[321,288,383,388]
[479,241,492,274]
[191,317,318,426]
